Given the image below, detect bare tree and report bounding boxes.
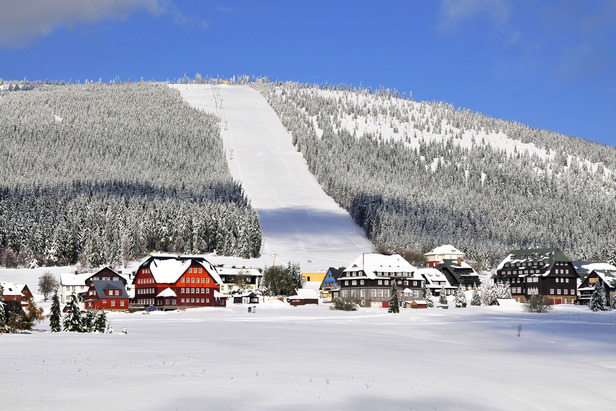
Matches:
[38,272,59,302]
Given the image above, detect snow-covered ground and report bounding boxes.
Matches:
[171,84,373,273]
[2,300,615,410]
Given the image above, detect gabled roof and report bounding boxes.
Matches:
[416,268,455,288]
[291,288,320,299]
[590,269,616,289]
[89,280,128,299]
[156,287,177,298]
[424,245,464,257]
[341,253,418,280]
[573,261,616,276]
[60,272,92,287]
[140,255,222,285]
[496,248,570,271]
[215,266,262,277]
[0,281,21,296]
[326,267,344,280]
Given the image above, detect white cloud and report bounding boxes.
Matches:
[0,0,163,48]
[438,0,511,31]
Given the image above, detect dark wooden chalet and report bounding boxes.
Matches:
[233,291,260,304]
[338,253,423,308]
[493,248,578,304]
[0,282,32,307]
[84,280,129,311]
[132,255,225,310]
[435,259,480,290]
[287,289,319,306]
[578,269,616,307]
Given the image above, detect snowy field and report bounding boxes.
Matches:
[170,84,373,273]
[2,298,616,410]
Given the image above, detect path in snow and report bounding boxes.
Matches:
[171,84,373,272]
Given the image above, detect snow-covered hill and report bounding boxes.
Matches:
[171,84,373,272]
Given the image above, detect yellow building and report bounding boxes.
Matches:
[301,272,327,283]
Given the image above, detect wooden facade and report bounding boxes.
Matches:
[338,253,423,307]
[578,269,616,307]
[132,255,226,310]
[494,248,578,304]
[319,267,343,298]
[84,280,129,311]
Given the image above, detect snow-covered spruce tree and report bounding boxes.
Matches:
[454,286,467,308]
[94,310,108,333]
[388,281,399,313]
[439,286,447,305]
[425,288,434,308]
[481,284,498,305]
[496,283,512,299]
[421,282,428,300]
[83,310,97,333]
[471,283,481,306]
[63,294,83,332]
[49,291,61,332]
[589,282,607,312]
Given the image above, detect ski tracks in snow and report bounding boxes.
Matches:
[171,84,373,272]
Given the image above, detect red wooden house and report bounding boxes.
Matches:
[132,255,225,310]
[84,280,129,310]
[0,282,32,307]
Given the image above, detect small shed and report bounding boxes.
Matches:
[409,300,428,309]
[287,289,319,306]
[233,291,259,304]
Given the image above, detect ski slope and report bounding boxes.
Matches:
[171,84,373,272]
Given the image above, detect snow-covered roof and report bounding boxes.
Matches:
[150,258,192,283]
[0,281,21,296]
[341,253,418,280]
[60,272,92,286]
[415,268,455,287]
[156,287,177,298]
[143,255,222,285]
[424,245,464,257]
[496,248,569,271]
[302,281,322,291]
[291,288,320,299]
[577,262,616,275]
[215,266,262,277]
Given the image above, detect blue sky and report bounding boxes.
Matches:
[1,0,615,147]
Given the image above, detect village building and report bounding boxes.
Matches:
[416,267,456,296]
[84,280,129,310]
[233,291,260,305]
[435,259,480,289]
[493,248,578,304]
[338,253,422,308]
[0,282,32,307]
[60,267,132,304]
[319,267,344,299]
[424,245,465,268]
[132,255,225,310]
[215,266,263,294]
[287,288,319,306]
[301,272,327,283]
[578,268,616,307]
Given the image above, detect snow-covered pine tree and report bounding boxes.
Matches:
[49,291,61,332]
[94,310,108,333]
[471,283,481,306]
[439,285,447,305]
[63,294,83,332]
[83,310,97,333]
[589,282,607,312]
[421,282,428,300]
[425,288,434,308]
[454,286,467,308]
[388,281,399,313]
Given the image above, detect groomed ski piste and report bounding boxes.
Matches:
[1,85,616,410]
[170,84,374,273]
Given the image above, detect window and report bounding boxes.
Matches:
[550,289,554,294]
[181,288,184,293]
[352,280,357,286]
[120,300,125,306]
[201,288,204,293]
[360,280,364,285]
[557,289,561,295]
[182,278,185,283]
[191,288,195,293]
[102,300,107,304]
[206,298,210,303]
[565,278,569,283]
[181,298,185,303]
[345,281,349,286]
[206,288,210,294]
[199,268,202,273]
[191,278,195,283]
[377,280,382,285]
[206,278,210,284]
[201,278,204,283]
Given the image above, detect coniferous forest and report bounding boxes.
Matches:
[254,80,616,267]
[0,82,261,268]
